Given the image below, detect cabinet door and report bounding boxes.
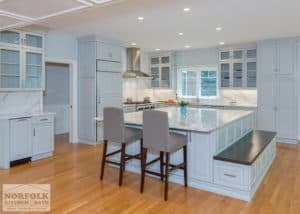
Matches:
[10,118,31,161]
[24,33,43,50]
[233,63,243,87]
[277,39,295,75]
[97,71,122,96]
[220,51,230,61]
[220,63,230,87]
[97,43,121,62]
[247,62,256,87]
[97,95,122,119]
[257,41,277,131]
[24,51,43,88]
[275,76,297,140]
[32,123,54,155]
[151,67,159,87]
[161,66,170,88]
[0,48,21,88]
[0,30,21,47]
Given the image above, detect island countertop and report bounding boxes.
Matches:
[124,107,253,133]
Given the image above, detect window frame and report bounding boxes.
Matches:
[177,66,219,99]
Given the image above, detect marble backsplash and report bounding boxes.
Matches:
[123,79,257,106]
[0,91,42,114]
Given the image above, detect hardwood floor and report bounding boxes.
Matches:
[0,134,299,214]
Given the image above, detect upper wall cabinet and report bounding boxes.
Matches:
[219,48,257,88]
[97,43,122,62]
[0,30,44,90]
[149,53,173,89]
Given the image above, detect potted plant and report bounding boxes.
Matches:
[179,100,189,115]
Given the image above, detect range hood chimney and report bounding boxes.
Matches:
[122,48,151,78]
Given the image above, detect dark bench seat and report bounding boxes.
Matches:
[214,130,276,165]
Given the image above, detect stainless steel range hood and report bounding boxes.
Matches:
[122,48,151,78]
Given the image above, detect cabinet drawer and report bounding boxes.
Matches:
[214,161,250,190]
[31,115,54,124]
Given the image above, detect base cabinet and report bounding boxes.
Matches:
[0,114,55,168]
[32,118,54,157]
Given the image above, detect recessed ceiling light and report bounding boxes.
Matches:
[219,42,225,45]
[183,8,191,12]
[137,16,144,21]
[178,32,184,36]
[216,27,222,31]
[131,42,137,46]
[155,48,161,51]
[185,45,191,49]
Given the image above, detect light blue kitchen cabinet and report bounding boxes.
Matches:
[149,53,173,88]
[97,42,122,62]
[257,38,297,143]
[219,47,256,88]
[0,30,44,90]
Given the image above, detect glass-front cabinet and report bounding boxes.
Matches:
[150,54,172,88]
[25,51,43,88]
[0,30,44,90]
[0,48,21,88]
[219,47,256,88]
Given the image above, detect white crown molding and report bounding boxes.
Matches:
[0,0,95,30]
[89,0,113,4]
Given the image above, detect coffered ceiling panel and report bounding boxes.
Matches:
[0,13,27,30]
[0,0,89,20]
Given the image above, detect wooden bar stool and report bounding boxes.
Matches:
[100,107,143,186]
[141,110,188,201]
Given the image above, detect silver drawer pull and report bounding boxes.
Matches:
[224,173,236,178]
[40,118,48,121]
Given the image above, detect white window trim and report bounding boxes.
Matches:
[177,65,219,99]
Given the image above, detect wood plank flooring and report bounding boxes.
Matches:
[0,134,299,214]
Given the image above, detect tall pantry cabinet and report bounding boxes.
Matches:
[78,36,123,144]
[257,38,298,143]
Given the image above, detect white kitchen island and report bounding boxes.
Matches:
[101,107,273,201]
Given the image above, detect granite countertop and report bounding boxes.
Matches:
[214,130,277,165]
[189,103,257,108]
[124,106,253,133]
[0,112,56,120]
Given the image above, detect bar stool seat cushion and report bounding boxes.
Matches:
[167,133,187,153]
[124,127,142,143]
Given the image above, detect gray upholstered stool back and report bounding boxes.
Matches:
[143,110,169,152]
[103,107,124,143]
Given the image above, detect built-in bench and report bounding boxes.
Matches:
[213,130,277,201]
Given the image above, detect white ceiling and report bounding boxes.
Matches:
[4,0,300,51]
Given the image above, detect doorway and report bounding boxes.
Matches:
[44,62,70,141]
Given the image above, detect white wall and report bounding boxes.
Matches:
[44,63,70,134]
